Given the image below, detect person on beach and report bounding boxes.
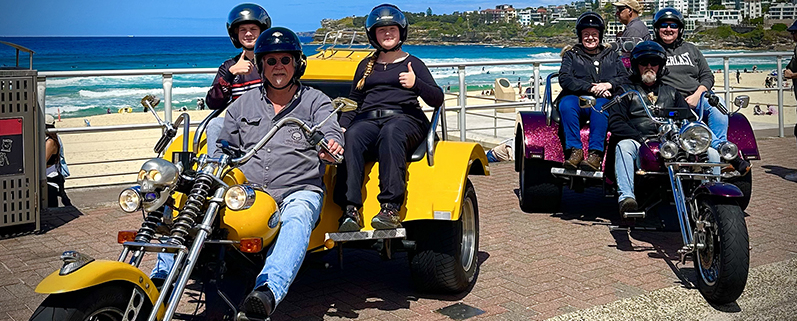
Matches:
[736,70,741,83]
[783,20,797,181]
[334,4,443,232]
[151,27,343,319]
[557,12,629,171]
[204,3,270,155]
[44,114,71,207]
[653,8,750,175]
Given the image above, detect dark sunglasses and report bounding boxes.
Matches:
[658,22,680,29]
[616,6,629,12]
[638,58,662,67]
[266,56,293,66]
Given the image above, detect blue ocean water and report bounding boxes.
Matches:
[0,37,783,118]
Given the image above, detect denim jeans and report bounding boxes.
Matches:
[205,117,224,156]
[698,95,728,150]
[615,138,719,203]
[559,95,609,152]
[151,190,322,307]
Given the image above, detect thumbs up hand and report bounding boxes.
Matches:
[229,53,253,75]
[399,61,416,89]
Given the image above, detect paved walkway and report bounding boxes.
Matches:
[1,135,795,321]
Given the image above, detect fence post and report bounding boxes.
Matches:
[723,57,730,106]
[777,56,784,138]
[458,65,466,142]
[534,63,541,111]
[163,73,173,123]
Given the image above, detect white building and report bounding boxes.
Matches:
[709,9,743,24]
[766,3,797,20]
[743,0,762,19]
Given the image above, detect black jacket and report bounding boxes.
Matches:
[608,81,688,143]
[556,44,629,102]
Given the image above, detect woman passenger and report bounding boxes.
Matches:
[334,4,444,231]
[557,12,629,171]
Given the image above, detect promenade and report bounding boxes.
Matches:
[1,132,795,321]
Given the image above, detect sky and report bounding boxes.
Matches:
[0,0,561,36]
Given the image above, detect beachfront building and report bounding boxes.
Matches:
[766,3,797,20]
[743,0,763,19]
[480,4,515,24]
[518,8,533,26]
[708,9,743,24]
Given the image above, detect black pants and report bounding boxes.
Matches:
[334,114,427,209]
[47,174,72,207]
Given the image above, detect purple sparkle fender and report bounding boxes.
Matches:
[516,111,563,163]
[694,181,744,198]
[728,113,760,160]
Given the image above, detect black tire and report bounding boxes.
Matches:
[408,179,479,293]
[694,198,750,304]
[30,282,151,321]
[519,158,562,213]
[725,171,752,211]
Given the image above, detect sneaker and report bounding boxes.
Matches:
[564,148,584,170]
[240,284,275,319]
[619,197,638,215]
[338,205,363,232]
[371,203,401,229]
[785,172,797,182]
[580,150,603,171]
[729,157,751,176]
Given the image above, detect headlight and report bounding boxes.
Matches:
[119,186,142,213]
[717,141,739,160]
[679,122,712,155]
[660,141,679,159]
[225,185,256,211]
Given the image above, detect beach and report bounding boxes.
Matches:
[53,71,796,188]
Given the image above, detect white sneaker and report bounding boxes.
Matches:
[785,172,797,182]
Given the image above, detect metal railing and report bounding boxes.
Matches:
[38,51,795,187]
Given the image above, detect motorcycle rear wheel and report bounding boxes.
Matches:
[519,158,562,213]
[29,282,151,321]
[694,198,750,304]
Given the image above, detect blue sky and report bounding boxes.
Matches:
[0,0,561,36]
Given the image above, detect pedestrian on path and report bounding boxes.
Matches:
[782,20,797,181]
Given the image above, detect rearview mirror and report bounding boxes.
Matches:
[733,95,749,109]
[331,97,358,112]
[579,96,596,109]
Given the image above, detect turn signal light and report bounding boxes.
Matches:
[240,238,263,253]
[117,231,137,244]
[324,239,335,250]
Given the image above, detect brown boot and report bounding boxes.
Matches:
[371,203,401,229]
[563,148,583,170]
[580,150,603,171]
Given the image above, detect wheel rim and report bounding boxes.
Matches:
[461,194,476,272]
[85,307,124,321]
[696,202,720,286]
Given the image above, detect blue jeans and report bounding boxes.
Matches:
[151,190,322,307]
[615,139,720,203]
[205,117,224,156]
[559,95,609,152]
[698,95,728,150]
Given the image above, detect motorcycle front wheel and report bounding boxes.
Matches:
[30,283,151,321]
[694,198,750,304]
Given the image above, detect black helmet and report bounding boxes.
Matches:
[254,27,307,86]
[653,8,685,43]
[788,20,797,32]
[575,12,605,43]
[365,4,408,52]
[630,41,667,78]
[227,3,271,49]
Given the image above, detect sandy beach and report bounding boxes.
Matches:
[53,71,796,188]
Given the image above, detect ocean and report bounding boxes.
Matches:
[0,36,785,118]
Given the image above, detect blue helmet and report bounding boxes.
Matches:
[788,20,797,32]
[631,41,667,78]
[653,8,685,43]
[365,4,408,52]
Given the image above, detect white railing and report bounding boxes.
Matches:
[38,51,795,188]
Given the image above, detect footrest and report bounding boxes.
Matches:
[622,211,646,219]
[551,167,604,179]
[325,228,406,242]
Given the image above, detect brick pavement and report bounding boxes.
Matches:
[1,136,795,321]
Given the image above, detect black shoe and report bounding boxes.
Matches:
[729,157,751,176]
[371,203,402,229]
[338,205,363,232]
[240,284,275,319]
[619,197,638,215]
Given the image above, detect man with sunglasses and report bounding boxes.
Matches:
[612,0,650,42]
[608,41,690,218]
[653,8,751,175]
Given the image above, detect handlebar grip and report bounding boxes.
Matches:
[154,133,173,154]
[318,138,344,164]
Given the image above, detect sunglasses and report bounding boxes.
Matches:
[266,56,293,66]
[638,59,662,67]
[616,6,629,12]
[658,22,680,29]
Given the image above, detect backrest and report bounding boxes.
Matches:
[543,72,561,124]
[408,101,445,165]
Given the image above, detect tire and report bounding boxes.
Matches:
[408,179,479,293]
[30,282,151,321]
[694,198,750,304]
[725,171,752,211]
[519,158,562,213]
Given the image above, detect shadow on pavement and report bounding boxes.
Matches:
[761,164,797,181]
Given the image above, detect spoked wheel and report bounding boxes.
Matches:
[30,283,151,321]
[408,179,479,293]
[518,158,562,213]
[693,198,750,304]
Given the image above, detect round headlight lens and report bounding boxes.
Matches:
[660,141,679,159]
[119,187,142,213]
[718,141,739,161]
[679,122,712,155]
[225,185,255,211]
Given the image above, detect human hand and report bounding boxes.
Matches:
[319,139,343,163]
[685,92,701,108]
[590,82,612,97]
[399,61,416,88]
[786,69,794,79]
[229,53,253,75]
